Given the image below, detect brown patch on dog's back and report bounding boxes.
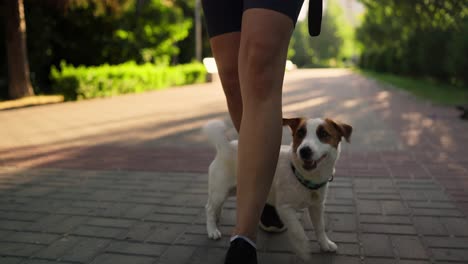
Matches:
[283,118,307,153]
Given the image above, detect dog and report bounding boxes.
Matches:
[203,117,352,260]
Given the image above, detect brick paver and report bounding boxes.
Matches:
[1,69,467,263]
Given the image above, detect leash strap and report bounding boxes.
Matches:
[308,0,323,37]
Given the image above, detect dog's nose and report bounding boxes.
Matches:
[299,147,313,160]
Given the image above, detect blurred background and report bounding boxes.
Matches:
[0,0,466,105]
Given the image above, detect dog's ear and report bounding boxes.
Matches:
[325,118,353,143]
[282,118,305,132]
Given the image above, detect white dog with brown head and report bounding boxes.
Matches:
[203,117,352,260]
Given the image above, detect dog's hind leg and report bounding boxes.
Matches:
[206,189,230,240]
[308,204,337,252]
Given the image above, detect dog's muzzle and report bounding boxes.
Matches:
[302,153,327,170]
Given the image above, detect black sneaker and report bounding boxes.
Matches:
[259,203,287,233]
[224,237,258,264]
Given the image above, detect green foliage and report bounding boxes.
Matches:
[173,0,213,63]
[50,61,207,101]
[290,21,316,66]
[109,0,192,64]
[357,69,468,106]
[357,0,468,87]
[56,0,191,65]
[290,0,356,67]
[0,0,194,98]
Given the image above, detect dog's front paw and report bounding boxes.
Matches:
[319,238,338,252]
[207,226,222,240]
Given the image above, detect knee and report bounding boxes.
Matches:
[243,36,278,76]
[241,23,291,74]
[240,35,286,102]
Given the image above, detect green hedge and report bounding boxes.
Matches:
[356,1,467,88]
[50,61,207,101]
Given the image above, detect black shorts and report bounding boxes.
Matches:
[202,0,305,38]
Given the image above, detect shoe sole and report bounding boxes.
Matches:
[259,222,287,233]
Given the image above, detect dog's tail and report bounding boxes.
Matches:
[202,120,233,154]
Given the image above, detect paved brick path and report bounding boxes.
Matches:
[1,69,467,264]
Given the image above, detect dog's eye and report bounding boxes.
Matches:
[296,127,306,138]
[318,128,330,139]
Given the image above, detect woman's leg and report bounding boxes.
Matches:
[209,33,242,131]
[202,0,243,131]
[210,30,286,239]
[234,8,295,240]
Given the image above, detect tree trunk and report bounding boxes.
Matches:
[194,0,202,62]
[5,0,34,99]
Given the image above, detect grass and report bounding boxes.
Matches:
[356,69,468,106]
[0,95,65,111]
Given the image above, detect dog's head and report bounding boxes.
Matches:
[283,118,352,171]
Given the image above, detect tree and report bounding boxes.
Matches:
[356,0,467,86]
[4,0,34,99]
[290,21,317,67]
[290,0,355,67]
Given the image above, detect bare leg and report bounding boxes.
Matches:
[234,8,294,240]
[209,32,242,131]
